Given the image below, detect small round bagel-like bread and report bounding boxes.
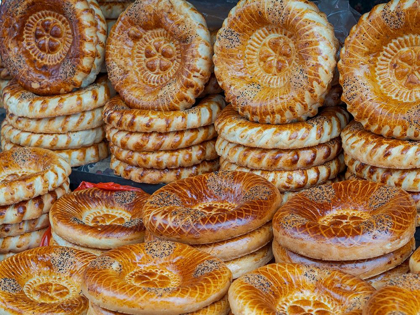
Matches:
[345,154,420,192]
[98,0,134,19]
[339,0,420,140]
[51,232,105,256]
[145,222,273,262]
[273,180,417,261]
[0,246,96,314]
[50,188,149,249]
[215,105,350,149]
[106,0,212,111]
[362,273,420,314]
[4,76,114,118]
[0,147,71,206]
[0,0,97,95]
[0,213,50,238]
[229,263,375,315]
[0,228,47,254]
[273,238,415,279]
[217,137,342,171]
[220,155,345,192]
[106,125,217,152]
[82,241,232,314]
[366,260,410,290]
[214,0,338,124]
[143,171,280,244]
[342,121,420,169]
[409,245,420,273]
[110,139,217,169]
[103,94,225,133]
[111,157,219,184]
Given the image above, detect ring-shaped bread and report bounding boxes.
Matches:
[366,260,410,290]
[98,0,134,19]
[106,0,212,111]
[50,188,149,249]
[0,79,10,108]
[0,246,96,314]
[111,157,219,184]
[3,76,114,118]
[409,245,420,273]
[103,95,225,133]
[0,213,50,238]
[82,241,232,315]
[339,0,420,140]
[0,0,98,95]
[0,147,71,206]
[273,180,417,261]
[272,238,415,279]
[216,137,342,171]
[215,105,350,149]
[345,154,420,192]
[228,263,375,315]
[51,232,105,256]
[106,125,217,151]
[143,171,281,244]
[110,139,217,169]
[1,122,105,150]
[362,274,420,315]
[0,180,69,225]
[213,0,338,124]
[342,121,420,169]
[7,107,104,134]
[220,155,345,192]
[0,228,47,254]
[145,222,273,261]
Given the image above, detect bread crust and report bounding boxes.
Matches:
[409,245,420,273]
[0,213,50,238]
[51,232,105,256]
[98,1,134,19]
[0,228,47,254]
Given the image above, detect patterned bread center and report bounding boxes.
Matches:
[376,35,420,102]
[23,276,78,304]
[193,202,237,215]
[135,29,182,86]
[126,266,181,289]
[319,210,370,228]
[82,209,131,226]
[245,26,296,88]
[277,294,338,315]
[23,10,73,65]
[0,170,36,183]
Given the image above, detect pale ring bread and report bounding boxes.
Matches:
[225,244,273,279]
[51,232,105,256]
[220,155,345,192]
[345,154,420,192]
[0,228,47,254]
[50,188,149,249]
[143,171,281,244]
[0,148,71,206]
[82,241,232,314]
[6,107,104,134]
[103,95,225,133]
[145,222,273,262]
[0,181,69,225]
[339,0,420,140]
[214,0,338,124]
[106,125,217,152]
[106,0,212,111]
[98,1,134,19]
[273,180,417,261]
[0,0,98,95]
[1,122,105,150]
[362,274,420,314]
[272,238,415,279]
[342,121,420,169]
[366,260,410,290]
[0,246,96,314]
[216,137,342,171]
[228,263,375,315]
[0,79,10,108]
[4,76,114,118]
[215,105,350,149]
[110,140,217,169]
[0,213,50,238]
[409,245,420,273]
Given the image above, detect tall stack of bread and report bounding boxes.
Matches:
[104,0,224,184]
[0,0,112,167]
[0,147,71,261]
[339,0,420,222]
[213,0,349,197]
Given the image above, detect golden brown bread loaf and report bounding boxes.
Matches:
[228,263,375,315]
[82,241,232,314]
[50,188,149,249]
[339,0,420,140]
[143,171,281,244]
[365,260,410,290]
[273,180,417,261]
[0,246,96,314]
[214,0,338,124]
[106,0,212,111]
